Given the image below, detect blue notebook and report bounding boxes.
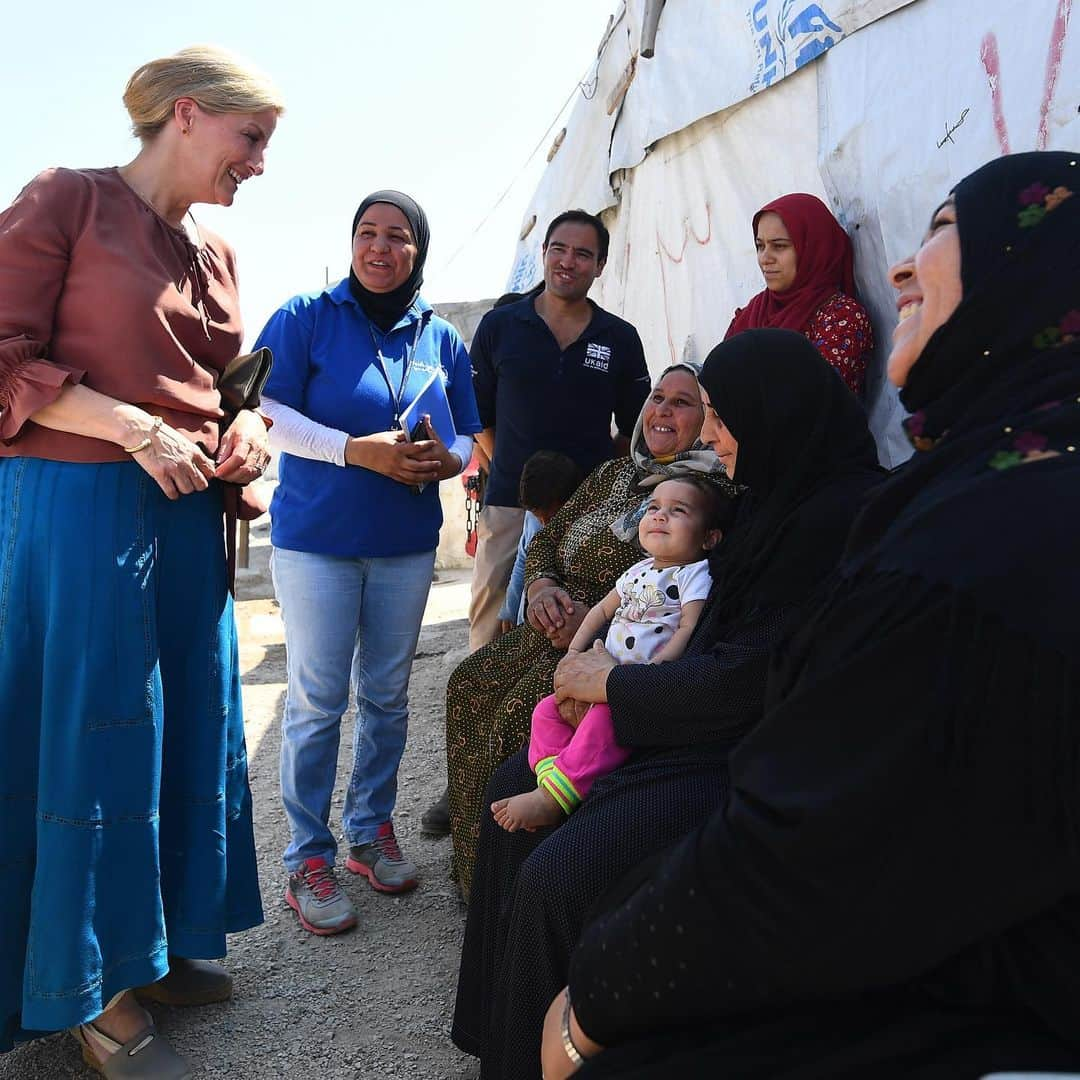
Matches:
[399,368,457,447]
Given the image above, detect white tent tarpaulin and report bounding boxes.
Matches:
[506,0,1079,465]
[505,0,913,292]
[610,0,917,171]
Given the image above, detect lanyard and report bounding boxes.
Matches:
[370,316,425,430]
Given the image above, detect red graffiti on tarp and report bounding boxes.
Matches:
[980,0,1072,156]
[979,34,1011,154]
[1039,0,1073,150]
[657,205,713,365]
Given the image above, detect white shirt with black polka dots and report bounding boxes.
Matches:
[605,557,712,664]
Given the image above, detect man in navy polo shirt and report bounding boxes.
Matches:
[468,209,650,653]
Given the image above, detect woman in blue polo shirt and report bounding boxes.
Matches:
[256,190,481,935]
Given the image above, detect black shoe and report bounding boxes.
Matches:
[420,787,451,837]
[137,956,234,1006]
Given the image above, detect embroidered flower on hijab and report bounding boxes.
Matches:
[1013,431,1049,454]
[989,429,1062,471]
[898,408,941,451]
[902,409,940,452]
[1019,182,1051,205]
[989,451,1020,469]
[905,410,926,437]
[1033,309,1080,349]
[1045,186,1074,211]
[1017,182,1073,227]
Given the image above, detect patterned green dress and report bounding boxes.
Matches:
[446,457,645,894]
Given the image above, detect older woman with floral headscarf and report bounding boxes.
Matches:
[541,151,1080,1080]
[445,362,731,896]
[727,192,873,395]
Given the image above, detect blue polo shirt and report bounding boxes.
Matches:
[472,295,650,506]
[256,279,482,558]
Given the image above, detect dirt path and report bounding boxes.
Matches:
[3,520,477,1079]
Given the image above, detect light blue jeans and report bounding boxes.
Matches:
[271,546,436,870]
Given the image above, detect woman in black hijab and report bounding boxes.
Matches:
[255,190,481,935]
[542,151,1080,1079]
[451,329,883,1079]
[348,189,431,331]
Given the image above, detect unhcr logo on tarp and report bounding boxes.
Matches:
[748,0,844,91]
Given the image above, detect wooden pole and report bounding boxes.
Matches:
[641,0,667,58]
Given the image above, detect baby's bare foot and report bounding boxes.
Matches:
[492,787,564,832]
[491,797,515,830]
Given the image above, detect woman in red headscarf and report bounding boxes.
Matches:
[726,193,873,395]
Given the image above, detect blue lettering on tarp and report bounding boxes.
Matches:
[759,31,778,87]
[748,4,778,90]
[507,249,538,294]
[787,3,843,68]
[748,0,844,92]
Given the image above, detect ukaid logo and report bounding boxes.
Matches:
[583,343,612,372]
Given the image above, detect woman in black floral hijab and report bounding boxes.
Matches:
[540,151,1080,1079]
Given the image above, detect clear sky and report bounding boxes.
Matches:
[2,0,618,343]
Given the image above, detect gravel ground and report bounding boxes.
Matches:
[3,520,479,1080]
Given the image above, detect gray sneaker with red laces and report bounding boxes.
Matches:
[285,857,358,935]
[346,822,419,893]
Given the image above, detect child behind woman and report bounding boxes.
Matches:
[498,451,583,634]
[492,475,732,831]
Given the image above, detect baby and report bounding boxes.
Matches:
[492,475,730,832]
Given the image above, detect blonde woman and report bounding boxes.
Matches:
[0,46,283,1078]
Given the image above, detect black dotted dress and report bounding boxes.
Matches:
[569,589,1080,1078]
[451,467,884,1080]
[452,602,804,1080]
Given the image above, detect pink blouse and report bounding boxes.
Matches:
[0,166,243,462]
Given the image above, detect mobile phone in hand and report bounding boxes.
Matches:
[408,416,431,494]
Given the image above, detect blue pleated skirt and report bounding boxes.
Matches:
[0,457,263,1049]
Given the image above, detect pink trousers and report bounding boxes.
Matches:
[528,694,631,813]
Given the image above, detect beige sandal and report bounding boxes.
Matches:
[72,1019,193,1079]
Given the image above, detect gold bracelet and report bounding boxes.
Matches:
[122,415,163,454]
[560,991,587,1067]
